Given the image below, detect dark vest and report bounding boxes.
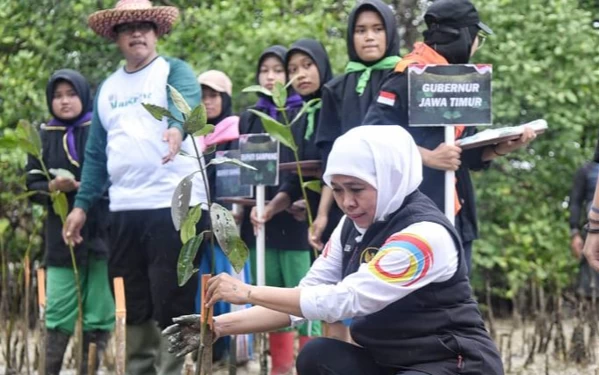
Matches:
[341,191,504,375]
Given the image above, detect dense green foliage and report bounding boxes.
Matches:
[0,0,598,306]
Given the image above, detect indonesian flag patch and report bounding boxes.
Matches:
[377,90,396,106]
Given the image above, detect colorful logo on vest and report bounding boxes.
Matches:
[368,233,433,285]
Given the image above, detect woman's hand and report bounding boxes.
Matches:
[49,176,80,193]
[308,214,328,250]
[493,126,537,155]
[286,200,307,222]
[250,205,274,235]
[206,273,254,307]
[162,314,222,358]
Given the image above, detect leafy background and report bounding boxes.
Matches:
[0,0,598,308]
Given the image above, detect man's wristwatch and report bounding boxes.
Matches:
[583,223,599,234]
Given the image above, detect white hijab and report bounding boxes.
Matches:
[323,125,423,230]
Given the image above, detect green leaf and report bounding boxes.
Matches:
[284,76,298,89]
[207,156,257,171]
[171,174,194,230]
[14,191,45,201]
[51,192,69,222]
[290,98,321,126]
[177,234,203,286]
[242,85,272,97]
[168,84,192,118]
[27,169,45,176]
[248,109,297,151]
[183,103,208,134]
[180,204,202,244]
[142,103,177,122]
[303,180,321,194]
[49,168,75,180]
[0,218,10,237]
[19,120,42,156]
[192,124,215,137]
[210,203,249,273]
[272,81,287,109]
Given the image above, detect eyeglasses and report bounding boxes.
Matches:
[477,30,488,49]
[114,22,155,35]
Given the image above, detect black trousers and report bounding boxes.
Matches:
[296,337,428,375]
[108,208,208,328]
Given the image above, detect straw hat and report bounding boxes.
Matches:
[88,0,179,40]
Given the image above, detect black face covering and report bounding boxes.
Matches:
[423,23,478,64]
[46,69,92,123]
[346,0,400,65]
[286,38,333,101]
[594,132,600,163]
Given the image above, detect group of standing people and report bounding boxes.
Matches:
[23,0,561,374]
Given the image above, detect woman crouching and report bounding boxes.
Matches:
[164,125,504,375]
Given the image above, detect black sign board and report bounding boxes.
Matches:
[239,134,279,186]
[215,150,253,199]
[408,64,492,127]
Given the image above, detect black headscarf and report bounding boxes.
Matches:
[346,0,400,65]
[285,39,333,101]
[422,0,488,64]
[46,69,92,124]
[254,45,303,116]
[204,90,232,126]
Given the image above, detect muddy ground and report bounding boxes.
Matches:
[0,318,598,374]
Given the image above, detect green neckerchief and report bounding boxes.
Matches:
[345,55,401,95]
[304,101,322,140]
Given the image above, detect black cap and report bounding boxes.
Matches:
[425,0,493,35]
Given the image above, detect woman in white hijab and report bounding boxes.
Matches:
[164,126,503,375]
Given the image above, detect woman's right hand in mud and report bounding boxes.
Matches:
[162,314,221,358]
[308,214,328,250]
[250,205,274,235]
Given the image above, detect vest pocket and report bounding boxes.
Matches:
[436,333,483,374]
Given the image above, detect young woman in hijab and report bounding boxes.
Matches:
[164,126,504,375]
[196,70,254,365]
[363,0,536,272]
[26,69,114,375]
[229,45,310,375]
[310,0,401,252]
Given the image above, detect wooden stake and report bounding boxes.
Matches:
[87,343,97,375]
[113,277,126,375]
[36,268,46,375]
[198,274,214,375]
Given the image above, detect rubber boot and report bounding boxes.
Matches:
[45,329,71,375]
[81,330,111,375]
[126,321,161,375]
[157,333,185,375]
[268,331,295,375]
[298,336,312,352]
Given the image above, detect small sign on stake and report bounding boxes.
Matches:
[215,150,253,199]
[239,134,280,187]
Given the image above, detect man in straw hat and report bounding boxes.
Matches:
[63,1,208,374]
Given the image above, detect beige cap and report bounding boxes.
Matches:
[197,70,232,96]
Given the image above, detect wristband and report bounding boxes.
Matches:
[583,223,599,234]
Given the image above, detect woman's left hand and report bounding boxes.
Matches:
[206,273,254,307]
[494,126,537,155]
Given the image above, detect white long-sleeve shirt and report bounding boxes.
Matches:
[291,217,458,325]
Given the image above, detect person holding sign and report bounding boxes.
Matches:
[363,0,536,271]
[251,39,342,258]
[26,69,114,375]
[230,45,315,375]
[164,126,503,375]
[311,0,401,252]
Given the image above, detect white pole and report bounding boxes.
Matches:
[444,126,455,225]
[255,185,266,287]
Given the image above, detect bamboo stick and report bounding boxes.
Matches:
[113,277,126,375]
